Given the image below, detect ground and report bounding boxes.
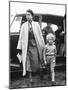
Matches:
[10,66,66,89]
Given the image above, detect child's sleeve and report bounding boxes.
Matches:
[54,45,57,56]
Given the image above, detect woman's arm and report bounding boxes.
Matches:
[43,46,47,64]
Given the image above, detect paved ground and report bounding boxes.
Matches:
[10,66,66,89]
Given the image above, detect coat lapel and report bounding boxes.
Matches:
[32,21,43,61]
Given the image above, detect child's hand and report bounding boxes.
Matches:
[53,60,55,63]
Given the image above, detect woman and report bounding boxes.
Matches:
[17,9,45,82]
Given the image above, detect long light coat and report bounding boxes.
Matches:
[17,21,45,73]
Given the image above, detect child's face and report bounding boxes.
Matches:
[48,39,53,45]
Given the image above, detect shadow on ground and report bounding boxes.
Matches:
[10,65,66,89]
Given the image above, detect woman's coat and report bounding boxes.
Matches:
[17,21,45,72]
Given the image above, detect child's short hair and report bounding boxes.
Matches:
[46,33,56,41]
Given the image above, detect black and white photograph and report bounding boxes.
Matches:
[9,1,66,89]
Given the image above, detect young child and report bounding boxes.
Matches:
[43,33,57,86]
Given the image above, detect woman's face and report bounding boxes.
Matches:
[26,11,33,22]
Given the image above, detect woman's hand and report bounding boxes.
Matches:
[22,69,26,76]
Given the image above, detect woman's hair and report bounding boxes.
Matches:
[46,33,56,41]
[26,9,34,17]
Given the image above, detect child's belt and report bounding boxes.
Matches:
[46,54,55,56]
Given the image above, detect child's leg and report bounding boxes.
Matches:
[46,57,51,80]
[50,56,56,82]
[50,57,56,85]
[47,64,51,75]
[51,67,55,82]
[47,64,51,81]
[51,67,56,86]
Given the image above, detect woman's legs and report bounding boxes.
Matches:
[28,72,33,82]
[40,67,43,80]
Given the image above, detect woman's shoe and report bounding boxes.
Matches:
[30,78,33,83]
[48,75,51,81]
[51,81,56,86]
[29,79,34,87]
